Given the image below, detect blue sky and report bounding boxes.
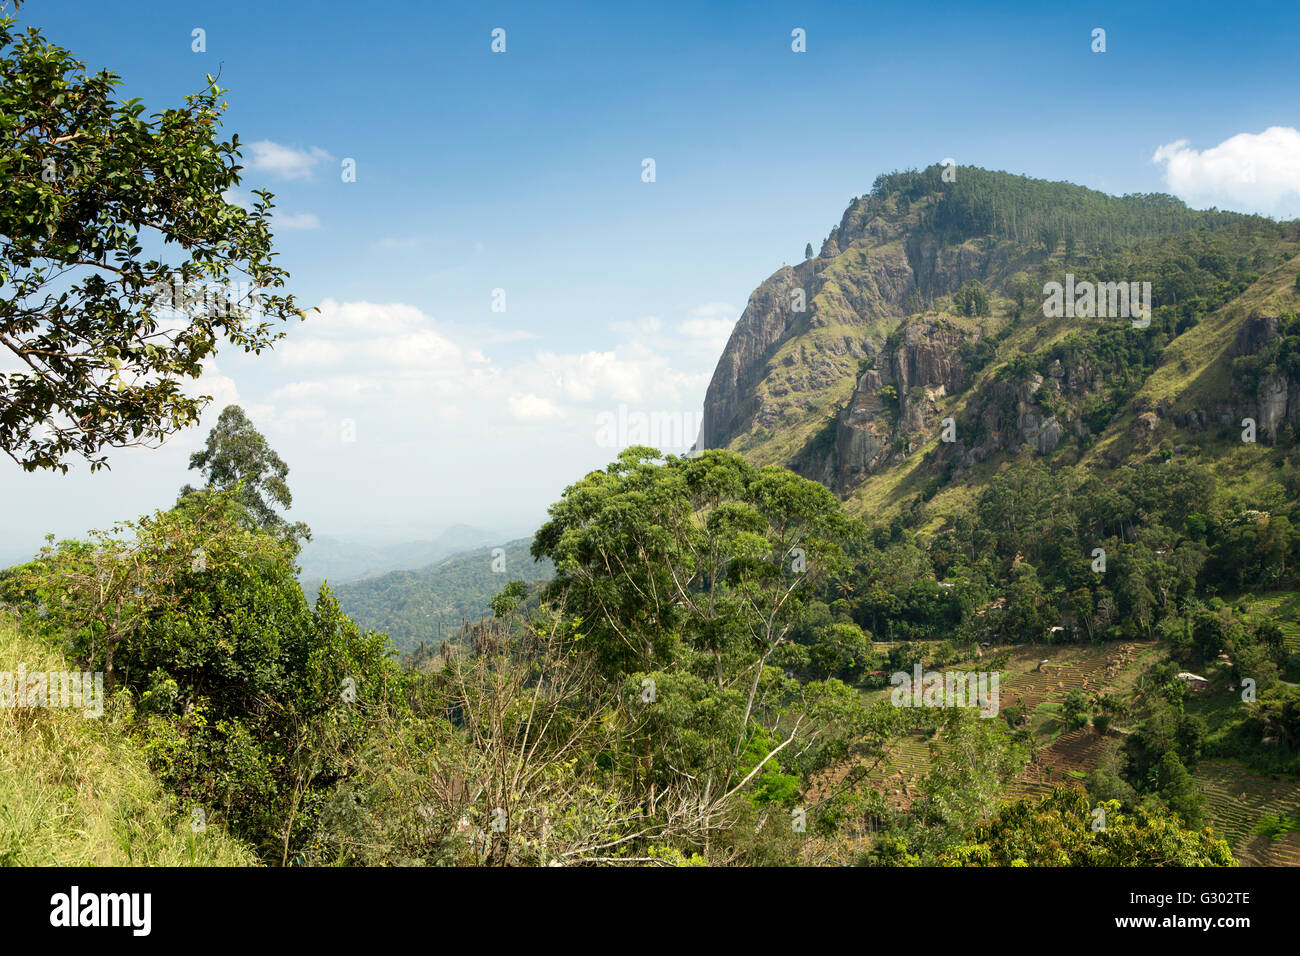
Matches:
[3,0,1300,563]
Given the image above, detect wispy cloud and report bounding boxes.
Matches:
[274,212,321,230]
[246,141,333,181]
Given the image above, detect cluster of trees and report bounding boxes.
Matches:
[953,280,990,318]
[0,418,1243,864]
[867,164,1292,255]
[0,442,905,863]
[935,789,1234,866]
[805,459,1300,669]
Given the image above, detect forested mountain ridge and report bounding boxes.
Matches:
[679,168,1300,866]
[328,537,553,651]
[700,165,1300,526]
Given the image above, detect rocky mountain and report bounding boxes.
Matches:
[699,165,1300,523]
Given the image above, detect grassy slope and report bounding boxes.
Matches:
[0,614,255,866]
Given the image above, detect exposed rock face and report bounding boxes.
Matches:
[697,194,988,454]
[697,264,811,449]
[1258,373,1292,436]
[954,375,1066,467]
[697,188,1097,493]
[1176,315,1299,441]
[832,322,972,490]
[1233,314,1280,357]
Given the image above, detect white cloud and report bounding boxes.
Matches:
[508,393,565,422]
[274,212,321,230]
[195,361,241,411]
[1152,126,1300,216]
[679,303,737,354]
[379,330,461,367]
[246,141,332,181]
[532,345,707,406]
[220,297,718,473]
[275,338,349,367]
[306,298,433,335]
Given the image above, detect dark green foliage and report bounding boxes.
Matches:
[1,497,401,862]
[869,164,1277,252]
[822,453,1300,653]
[0,15,304,472]
[954,280,990,317]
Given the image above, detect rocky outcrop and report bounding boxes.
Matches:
[955,375,1065,466]
[1175,315,1299,440]
[831,322,973,489]
[697,264,813,449]
[695,169,1290,513]
[1233,313,1280,357]
[698,193,995,454]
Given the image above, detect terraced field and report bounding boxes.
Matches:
[806,639,1300,865]
[863,733,933,810]
[1244,592,1300,654]
[1194,760,1300,866]
[807,641,1157,815]
[999,642,1154,714]
[1012,727,1119,798]
[804,732,932,811]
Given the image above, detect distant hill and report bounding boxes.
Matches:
[296,523,499,586]
[326,537,553,651]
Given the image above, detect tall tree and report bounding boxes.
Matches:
[180,404,309,542]
[0,9,303,472]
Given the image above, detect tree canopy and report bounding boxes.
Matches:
[0,13,304,472]
[179,403,309,543]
